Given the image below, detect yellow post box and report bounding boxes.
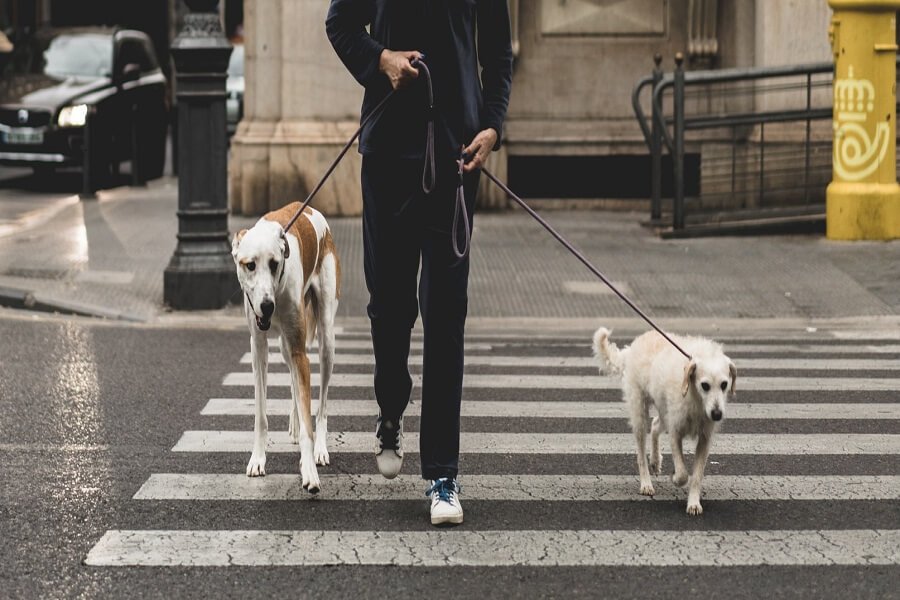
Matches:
[827,0,900,239]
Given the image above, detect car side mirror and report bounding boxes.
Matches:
[118,63,141,86]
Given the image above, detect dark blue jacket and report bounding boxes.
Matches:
[326,0,513,159]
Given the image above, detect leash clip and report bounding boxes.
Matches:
[280,228,290,260]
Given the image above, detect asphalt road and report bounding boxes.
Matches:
[0,312,898,598]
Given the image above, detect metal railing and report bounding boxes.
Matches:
[632,53,898,231]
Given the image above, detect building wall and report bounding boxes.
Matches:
[229,0,837,216]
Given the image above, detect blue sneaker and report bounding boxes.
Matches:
[425,477,463,526]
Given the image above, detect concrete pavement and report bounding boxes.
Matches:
[0,176,897,328]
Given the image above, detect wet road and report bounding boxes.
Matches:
[0,312,898,598]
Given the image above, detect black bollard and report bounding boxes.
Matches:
[163,0,239,309]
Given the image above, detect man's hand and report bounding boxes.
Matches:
[379,49,421,90]
[462,128,498,173]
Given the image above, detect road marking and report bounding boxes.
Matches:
[271,339,493,351]
[240,352,900,371]
[172,431,900,455]
[85,529,900,567]
[201,398,900,420]
[726,344,900,354]
[268,341,900,355]
[222,371,900,391]
[134,474,900,501]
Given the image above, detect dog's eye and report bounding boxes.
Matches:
[701,382,710,392]
[721,381,728,391]
[269,259,278,273]
[246,261,256,272]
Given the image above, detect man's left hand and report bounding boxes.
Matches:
[462,128,498,173]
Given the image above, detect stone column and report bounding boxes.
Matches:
[229,0,363,216]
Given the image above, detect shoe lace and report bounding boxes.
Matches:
[425,478,460,504]
[376,419,400,451]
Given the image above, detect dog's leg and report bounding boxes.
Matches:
[649,416,663,476]
[686,428,713,515]
[281,338,300,444]
[246,331,269,477]
[286,342,320,494]
[314,278,338,467]
[670,433,689,487]
[627,389,654,496]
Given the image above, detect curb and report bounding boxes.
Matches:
[0,285,146,322]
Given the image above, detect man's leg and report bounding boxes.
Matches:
[418,169,479,480]
[362,155,422,423]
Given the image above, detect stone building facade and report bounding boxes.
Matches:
[229,0,834,216]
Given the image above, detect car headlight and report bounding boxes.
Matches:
[58,104,89,128]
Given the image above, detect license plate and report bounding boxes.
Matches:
[3,129,44,145]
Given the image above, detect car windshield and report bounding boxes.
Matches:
[228,45,244,77]
[43,34,112,78]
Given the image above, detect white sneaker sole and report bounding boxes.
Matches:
[375,453,403,479]
[431,513,464,526]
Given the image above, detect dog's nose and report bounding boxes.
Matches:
[260,299,275,318]
[711,408,723,421]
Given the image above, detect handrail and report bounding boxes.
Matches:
[631,56,881,232]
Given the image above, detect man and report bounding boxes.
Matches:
[326,0,513,526]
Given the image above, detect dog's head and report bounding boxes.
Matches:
[231,220,290,331]
[681,353,736,423]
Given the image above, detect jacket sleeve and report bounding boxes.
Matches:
[477,0,514,150]
[325,0,385,88]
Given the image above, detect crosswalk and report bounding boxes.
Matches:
[85,328,900,569]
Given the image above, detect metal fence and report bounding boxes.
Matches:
[632,54,900,234]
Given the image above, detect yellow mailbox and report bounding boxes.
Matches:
[827,0,900,239]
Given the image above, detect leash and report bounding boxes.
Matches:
[480,168,693,361]
[278,57,436,260]
[273,56,687,359]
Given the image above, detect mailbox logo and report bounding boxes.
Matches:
[833,66,890,181]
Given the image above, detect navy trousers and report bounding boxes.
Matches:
[362,153,479,480]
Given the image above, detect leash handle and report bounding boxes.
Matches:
[412,57,436,194]
[482,168,693,361]
[450,153,472,264]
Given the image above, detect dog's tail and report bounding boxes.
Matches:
[592,327,625,375]
[304,290,319,347]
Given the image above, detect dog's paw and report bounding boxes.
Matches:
[686,501,703,516]
[300,457,321,495]
[246,453,267,477]
[649,455,663,476]
[314,440,330,466]
[639,482,655,496]
[672,471,689,487]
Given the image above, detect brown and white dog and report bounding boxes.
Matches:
[232,203,340,494]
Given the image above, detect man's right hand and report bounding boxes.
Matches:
[379,50,421,90]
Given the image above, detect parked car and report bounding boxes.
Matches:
[226,43,244,136]
[0,28,168,181]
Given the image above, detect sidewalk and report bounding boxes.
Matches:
[0,177,897,330]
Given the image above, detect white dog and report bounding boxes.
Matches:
[592,327,736,515]
[232,203,340,494]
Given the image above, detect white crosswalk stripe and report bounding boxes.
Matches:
[200,398,900,419]
[134,474,900,501]
[241,352,900,370]
[172,430,900,454]
[222,371,900,391]
[85,529,900,567]
[87,329,900,569]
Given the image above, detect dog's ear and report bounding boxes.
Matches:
[231,229,248,259]
[681,360,697,396]
[728,360,737,395]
